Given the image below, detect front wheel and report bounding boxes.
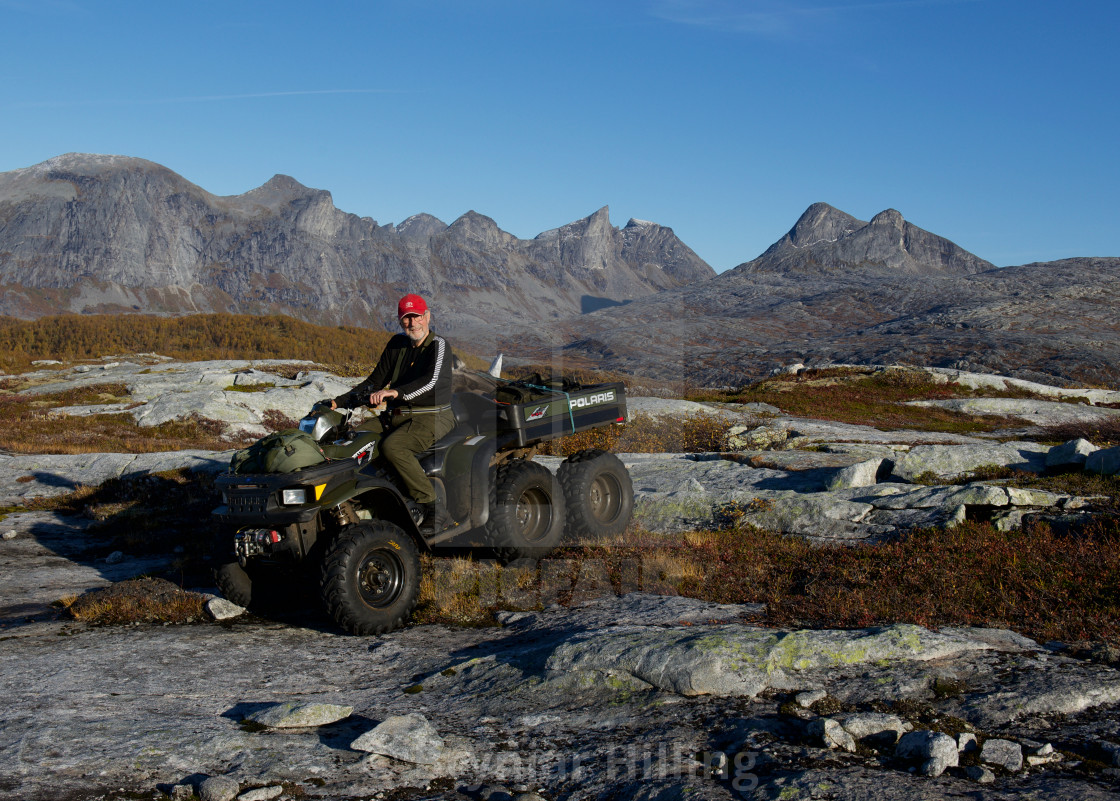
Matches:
[487,459,566,563]
[320,522,421,635]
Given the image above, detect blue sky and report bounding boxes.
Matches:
[2,0,1117,271]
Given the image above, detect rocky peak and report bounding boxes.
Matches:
[443,210,515,249]
[233,174,325,213]
[742,203,994,277]
[784,202,863,249]
[870,208,905,230]
[395,213,447,242]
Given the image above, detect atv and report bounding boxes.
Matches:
[211,375,633,635]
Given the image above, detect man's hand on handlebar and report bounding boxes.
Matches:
[368,388,399,407]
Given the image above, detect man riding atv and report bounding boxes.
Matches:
[328,293,455,533]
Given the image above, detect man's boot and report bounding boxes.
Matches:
[420,500,448,534]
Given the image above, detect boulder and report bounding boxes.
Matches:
[823,458,886,491]
[1046,438,1099,469]
[981,738,1024,772]
[1085,446,1120,476]
[199,776,240,801]
[809,718,857,752]
[895,730,958,777]
[351,713,445,764]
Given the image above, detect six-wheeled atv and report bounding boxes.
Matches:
[211,379,633,635]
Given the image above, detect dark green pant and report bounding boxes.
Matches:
[359,409,456,504]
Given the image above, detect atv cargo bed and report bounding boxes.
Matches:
[496,382,627,447]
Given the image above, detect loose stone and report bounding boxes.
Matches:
[795,689,827,708]
[981,738,1024,772]
[199,775,240,801]
[965,765,996,783]
[206,597,246,621]
[810,718,857,752]
[237,787,284,801]
[245,701,354,728]
[837,713,909,746]
[351,713,445,764]
[895,730,958,777]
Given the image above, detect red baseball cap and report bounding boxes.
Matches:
[397,293,428,319]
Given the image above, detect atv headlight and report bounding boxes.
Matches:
[281,488,307,506]
[280,484,326,506]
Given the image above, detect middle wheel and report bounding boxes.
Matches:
[487,459,566,562]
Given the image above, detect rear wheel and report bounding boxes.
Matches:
[557,449,634,541]
[214,561,253,608]
[487,459,565,562]
[320,522,421,635]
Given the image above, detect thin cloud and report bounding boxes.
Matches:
[12,89,400,110]
[0,0,87,13]
[165,89,401,103]
[650,0,982,36]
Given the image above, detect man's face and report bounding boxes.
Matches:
[400,311,430,343]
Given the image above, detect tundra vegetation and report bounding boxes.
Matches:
[2,337,1110,656]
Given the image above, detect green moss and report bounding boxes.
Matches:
[223,382,277,392]
[932,676,971,699]
[403,683,424,694]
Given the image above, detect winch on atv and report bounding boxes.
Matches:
[211,374,634,635]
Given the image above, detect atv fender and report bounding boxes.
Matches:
[317,476,426,549]
[469,439,497,529]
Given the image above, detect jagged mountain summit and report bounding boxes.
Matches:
[742,202,995,276]
[0,153,715,331]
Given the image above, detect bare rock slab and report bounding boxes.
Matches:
[1086,446,1120,476]
[891,442,1048,482]
[544,623,991,698]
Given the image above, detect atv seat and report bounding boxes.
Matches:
[451,391,500,435]
[417,392,500,478]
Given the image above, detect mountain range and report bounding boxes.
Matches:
[0,153,713,333]
[1,153,1118,389]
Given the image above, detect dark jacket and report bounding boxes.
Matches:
[334,332,453,410]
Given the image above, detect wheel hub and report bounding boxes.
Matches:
[356,549,403,607]
[588,474,622,521]
[516,486,553,543]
